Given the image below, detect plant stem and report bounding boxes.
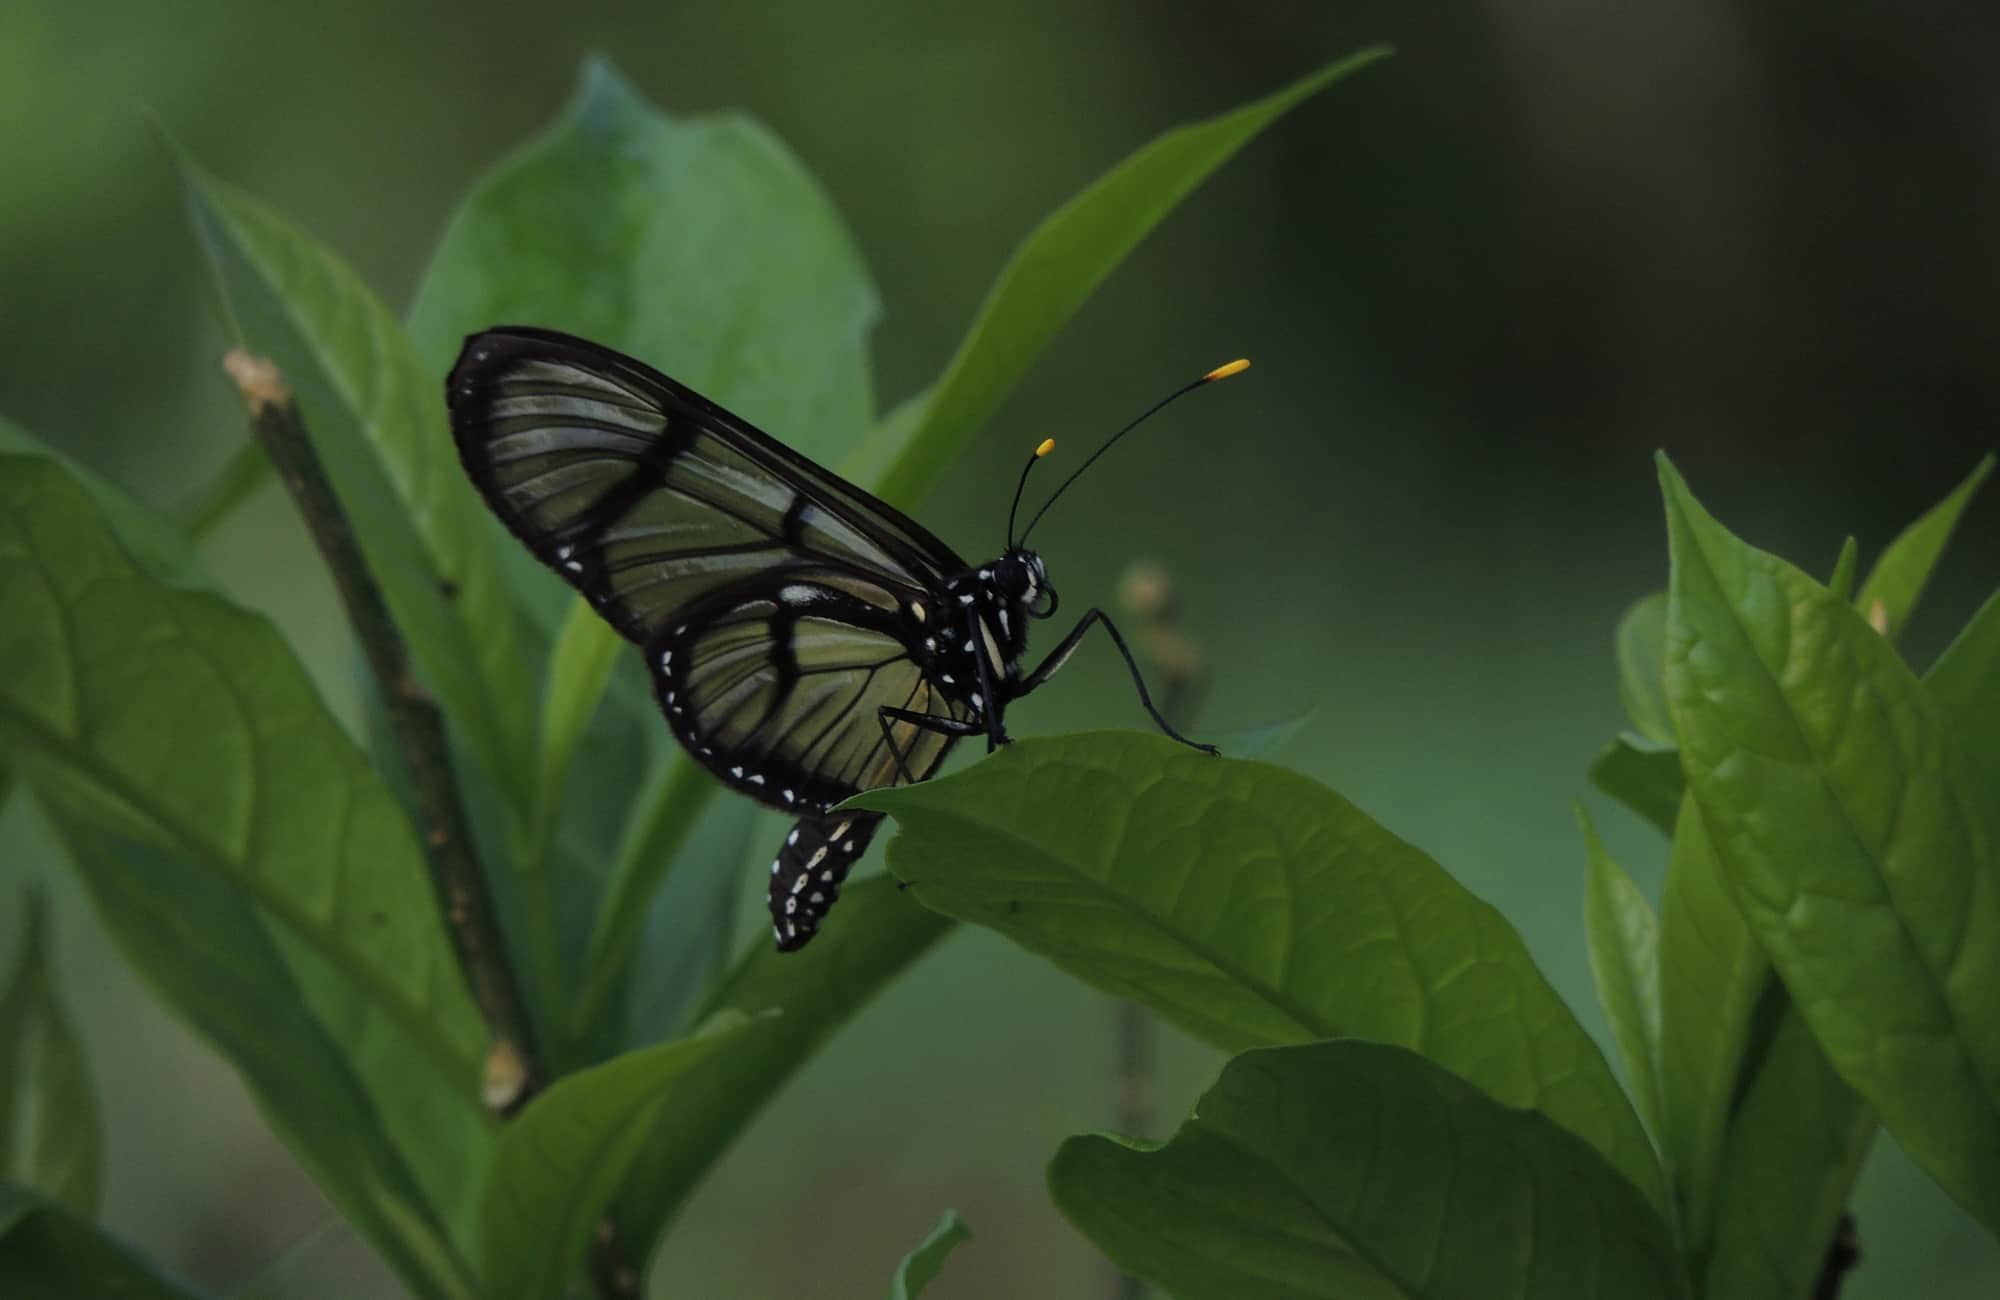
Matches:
[223,350,543,1104]
[1109,561,1210,1300]
[1813,1214,1860,1300]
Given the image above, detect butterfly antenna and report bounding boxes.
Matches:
[1018,358,1249,545]
[1006,438,1058,547]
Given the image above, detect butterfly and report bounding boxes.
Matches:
[447,327,1245,951]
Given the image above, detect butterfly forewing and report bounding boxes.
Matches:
[451,328,961,647]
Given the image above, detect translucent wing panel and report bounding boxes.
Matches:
[655,584,972,812]
[449,329,965,646]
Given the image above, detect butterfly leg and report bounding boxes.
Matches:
[877,705,985,785]
[1014,608,1218,755]
[970,632,1010,752]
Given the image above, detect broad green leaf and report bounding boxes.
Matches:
[1656,796,1768,1255]
[1702,1008,1874,1300]
[0,416,207,590]
[409,56,877,466]
[1660,453,2000,1235]
[407,53,878,650]
[42,819,480,1300]
[0,890,101,1214]
[1827,535,1859,603]
[478,1011,757,1300]
[404,59,885,989]
[0,1182,211,1300]
[178,154,537,817]
[853,730,1666,1213]
[1578,807,1664,1145]
[1855,454,1992,639]
[889,1210,971,1300]
[0,454,485,1090]
[611,876,953,1263]
[851,47,1391,506]
[1587,733,1683,836]
[1050,1040,1689,1300]
[1929,592,2000,789]
[1614,593,1673,745]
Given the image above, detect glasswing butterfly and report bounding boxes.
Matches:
[448,327,1244,950]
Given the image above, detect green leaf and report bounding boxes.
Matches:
[1050,1040,1689,1300]
[611,876,953,1263]
[1655,795,1767,1256]
[1578,807,1665,1146]
[1929,592,2000,790]
[851,47,1392,506]
[41,819,480,1300]
[0,453,485,1092]
[477,1011,758,1300]
[176,152,538,817]
[409,57,877,466]
[1854,454,1993,639]
[1614,593,1673,745]
[0,417,208,591]
[889,1210,971,1300]
[1701,1008,1874,1300]
[0,1182,212,1300]
[1587,733,1684,836]
[1827,536,1859,603]
[1660,452,2000,1235]
[852,731,1666,1213]
[0,890,101,1214]
[404,60,886,988]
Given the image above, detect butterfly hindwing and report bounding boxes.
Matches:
[653,574,970,811]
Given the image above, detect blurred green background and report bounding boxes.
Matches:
[4,1,1997,1295]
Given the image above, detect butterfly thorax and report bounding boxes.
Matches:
[910,548,1053,718]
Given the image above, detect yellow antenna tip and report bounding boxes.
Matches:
[1035,437,1056,458]
[1204,358,1251,382]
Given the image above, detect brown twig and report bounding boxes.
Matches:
[223,350,543,1104]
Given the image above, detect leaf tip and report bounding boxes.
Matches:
[572,52,648,124]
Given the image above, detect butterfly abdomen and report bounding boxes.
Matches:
[768,811,885,951]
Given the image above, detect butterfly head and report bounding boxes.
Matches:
[994,549,1058,620]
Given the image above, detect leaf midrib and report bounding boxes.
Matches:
[0,703,478,1088]
[903,802,1343,1048]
